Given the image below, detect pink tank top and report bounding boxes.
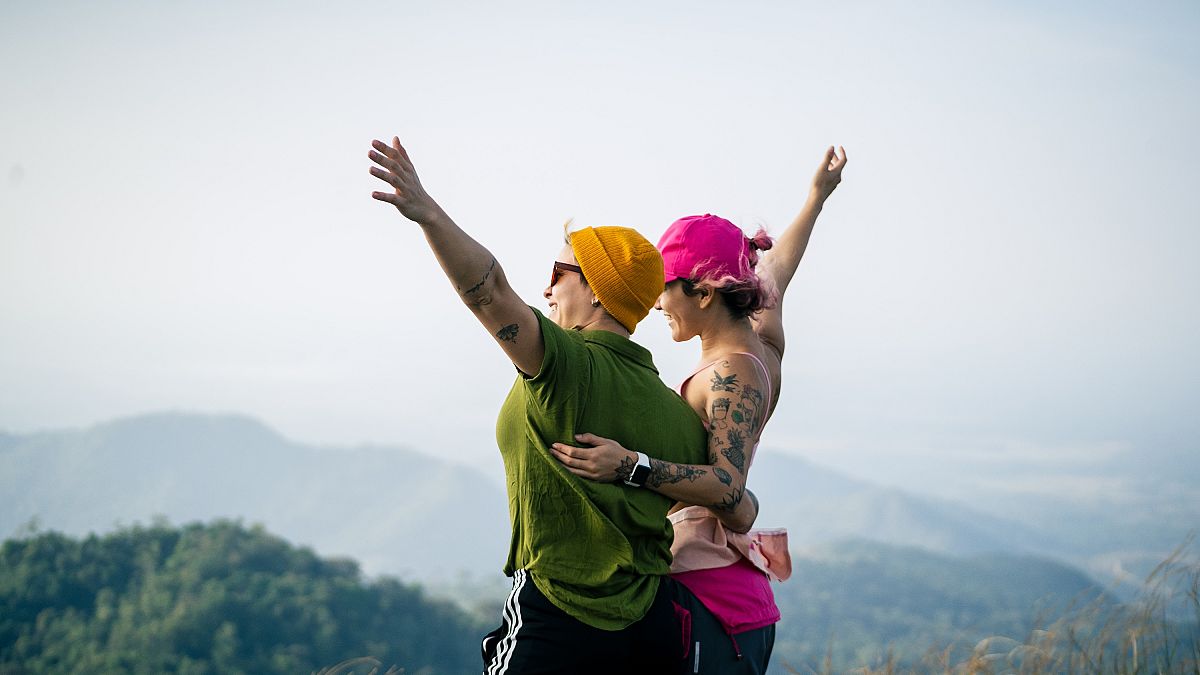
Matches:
[669,352,792,634]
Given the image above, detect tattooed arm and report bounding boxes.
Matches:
[550,356,768,532]
[751,146,846,362]
[369,137,543,374]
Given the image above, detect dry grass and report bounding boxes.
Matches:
[788,541,1200,675]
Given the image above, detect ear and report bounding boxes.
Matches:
[695,284,716,309]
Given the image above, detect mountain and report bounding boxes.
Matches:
[0,411,1173,591]
[748,450,1062,556]
[0,412,510,581]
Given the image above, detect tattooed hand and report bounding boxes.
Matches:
[550,433,638,482]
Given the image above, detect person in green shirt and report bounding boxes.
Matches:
[368,137,728,674]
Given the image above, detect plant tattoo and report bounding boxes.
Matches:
[722,429,747,474]
[710,487,744,513]
[615,454,636,482]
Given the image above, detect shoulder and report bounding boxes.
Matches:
[696,353,771,432]
[697,352,769,397]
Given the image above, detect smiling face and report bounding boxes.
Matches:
[543,244,594,329]
[655,280,704,342]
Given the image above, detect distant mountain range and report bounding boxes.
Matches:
[0,411,1183,591]
[0,412,510,580]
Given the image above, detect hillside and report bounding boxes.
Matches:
[0,521,482,674]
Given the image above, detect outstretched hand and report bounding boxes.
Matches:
[810,145,848,202]
[550,433,638,483]
[368,137,443,224]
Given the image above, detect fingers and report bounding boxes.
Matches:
[830,145,848,171]
[371,191,401,205]
[368,165,405,191]
[368,148,406,178]
[820,145,836,170]
[393,136,413,163]
[550,445,601,479]
[573,432,611,446]
[370,139,414,174]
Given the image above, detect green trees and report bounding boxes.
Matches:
[0,521,482,674]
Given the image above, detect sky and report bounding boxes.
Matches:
[2,0,1198,504]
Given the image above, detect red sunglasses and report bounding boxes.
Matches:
[550,261,585,287]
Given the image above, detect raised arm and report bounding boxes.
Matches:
[751,146,847,361]
[369,137,543,375]
[550,355,768,532]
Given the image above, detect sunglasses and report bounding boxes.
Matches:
[550,261,585,287]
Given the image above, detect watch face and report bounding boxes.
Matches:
[629,464,651,487]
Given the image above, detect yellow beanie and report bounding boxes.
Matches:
[569,226,664,334]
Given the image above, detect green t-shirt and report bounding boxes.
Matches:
[495,309,707,630]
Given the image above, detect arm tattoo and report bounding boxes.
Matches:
[615,454,635,483]
[709,487,744,513]
[714,467,732,486]
[722,429,747,474]
[733,384,765,435]
[495,323,519,343]
[748,490,760,513]
[710,370,738,392]
[648,459,707,488]
[462,257,496,295]
[710,397,731,430]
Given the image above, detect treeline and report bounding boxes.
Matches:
[0,521,482,674]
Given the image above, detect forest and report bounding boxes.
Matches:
[0,521,480,674]
[2,521,1196,673]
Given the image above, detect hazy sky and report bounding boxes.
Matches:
[2,1,1197,501]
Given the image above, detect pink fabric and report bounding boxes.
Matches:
[658,214,757,284]
[673,558,781,635]
[669,506,792,582]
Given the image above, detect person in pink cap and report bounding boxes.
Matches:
[552,146,848,674]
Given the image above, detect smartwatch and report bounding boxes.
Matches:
[623,452,652,487]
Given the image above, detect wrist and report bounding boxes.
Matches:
[416,204,452,229]
[623,452,652,487]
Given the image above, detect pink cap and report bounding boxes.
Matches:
[658,214,757,284]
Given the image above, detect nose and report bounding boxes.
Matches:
[543,284,553,300]
[653,291,665,310]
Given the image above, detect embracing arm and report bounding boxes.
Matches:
[369,137,543,375]
[550,357,767,532]
[751,145,847,360]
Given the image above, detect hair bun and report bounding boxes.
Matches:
[745,227,774,268]
[748,228,774,252]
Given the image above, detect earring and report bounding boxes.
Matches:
[591,298,601,307]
